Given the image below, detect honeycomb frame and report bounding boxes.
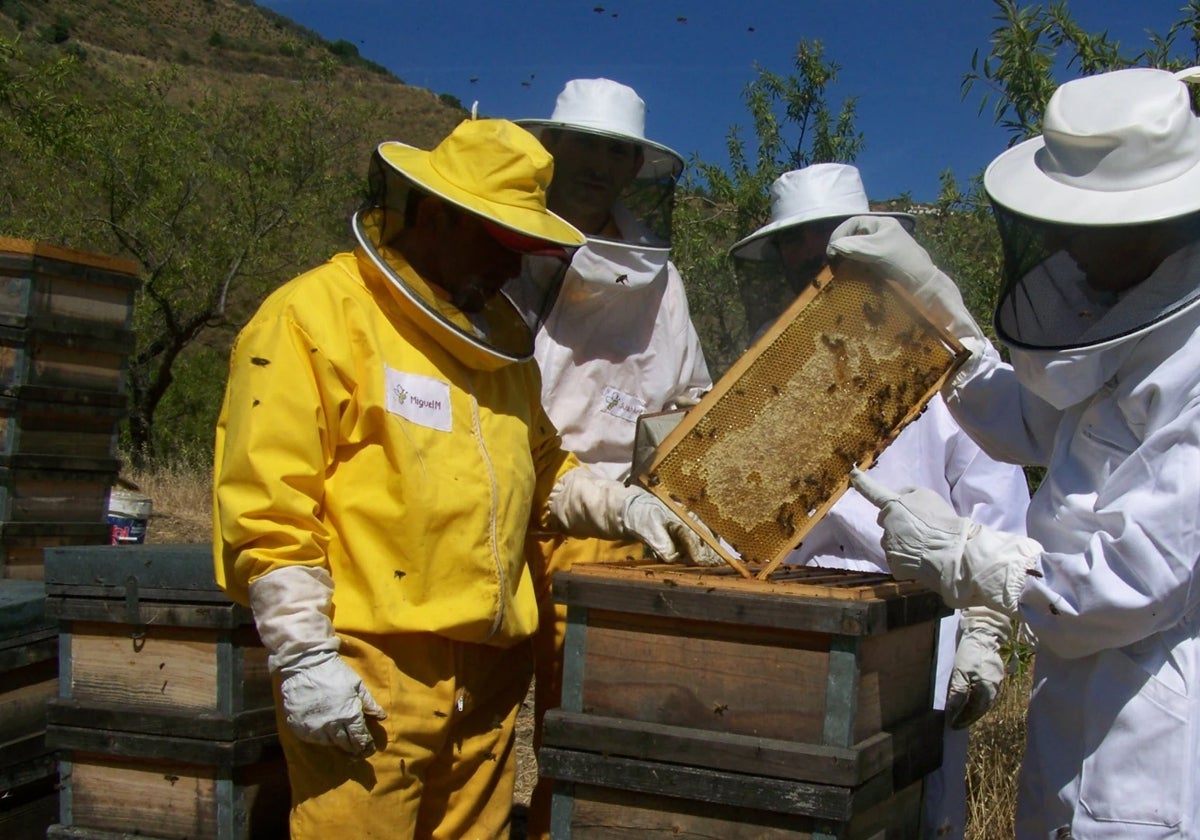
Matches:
[634,260,969,580]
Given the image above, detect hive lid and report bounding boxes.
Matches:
[634,260,968,579]
[43,543,224,599]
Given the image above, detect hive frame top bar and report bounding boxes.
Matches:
[634,260,968,580]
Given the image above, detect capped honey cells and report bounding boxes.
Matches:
[635,261,968,579]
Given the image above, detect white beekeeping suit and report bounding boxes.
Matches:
[515,78,711,480]
[837,66,1200,838]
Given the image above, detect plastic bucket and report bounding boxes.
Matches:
[108,488,152,545]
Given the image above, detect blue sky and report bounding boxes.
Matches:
[259,0,1192,203]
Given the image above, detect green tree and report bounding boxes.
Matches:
[1,39,374,464]
[675,40,864,375]
[963,0,1200,144]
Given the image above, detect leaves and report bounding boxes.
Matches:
[1,35,375,463]
[674,39,864,375]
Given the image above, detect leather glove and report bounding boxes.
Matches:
[849,467,1042,616]
[548,468,724,566]
[945,606,1011,729]
[249,565,386,757]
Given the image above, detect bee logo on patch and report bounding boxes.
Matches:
[605,393,621,411]
[392,384,408,406]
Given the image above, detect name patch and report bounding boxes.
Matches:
[600,386,645,423]
[385,367,452,431]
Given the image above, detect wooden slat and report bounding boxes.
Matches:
[0,741,56,791]
[552,567,936,636]
[0,237,140,276]
[538,747,856,821]
[543,709,869,786]
[43,544,225,593]
[47,698,277,742]
[45,597,250,629]
[49,728,279,767]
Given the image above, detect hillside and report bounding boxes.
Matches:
[0,0,467,155]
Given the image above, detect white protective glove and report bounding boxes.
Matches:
[849,467,1042,616]
[945,606,1011,729]
[827,216,994,382]
[548,468,724,567]
[667,388,708,409]
[249,565,386,757]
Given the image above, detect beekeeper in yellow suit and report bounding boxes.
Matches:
[212,118,719,839]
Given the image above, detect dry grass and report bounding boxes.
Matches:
[120,463,213,545]
[136,460,1031,836]
[965,663,1033,840]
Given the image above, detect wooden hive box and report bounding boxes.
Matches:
[42,543,288,840]
[1,521,114,581]
[0,237,140,337]
[0,323,135,395]
[541,563,947,840]
[0,453,121,526]
[0,579,60,840]
[0,386,127,460]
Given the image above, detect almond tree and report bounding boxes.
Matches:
[1,40,372,463]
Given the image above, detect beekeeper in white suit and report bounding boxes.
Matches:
[837,66,1200,838]
[511,78,713,839]
[731,163,1030,840]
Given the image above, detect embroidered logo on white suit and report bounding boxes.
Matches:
[600,386,646,423]
[385,366,452,432]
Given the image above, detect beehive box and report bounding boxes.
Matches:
[0,579,59,840]
[541,562,946,839]
[0,386,126,460]
[1,521,113,581]
[0,454,120,525]
[0,324,136,394]
[0,237,140,336]
[635,261,967,578]
[42,543,287,840]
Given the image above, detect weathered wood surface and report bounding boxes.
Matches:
[553,563,944,634]
[0,774,59,840]
[47,699,276,743]
[0,386,126,460]
[543,708,943,789]
[44,543,241,602]
[61,621,268,711]
[561,779,923,840]
[55,749,288,840]
[1,522,112,582]
[571,607,936,744]
[0,325,134,394]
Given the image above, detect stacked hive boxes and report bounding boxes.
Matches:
[43,543,288,839]
[541,563,947,839]
[0,580,59,838]
[0,237,140,580]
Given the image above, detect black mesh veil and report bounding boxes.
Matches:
[992,202,1200,351]
[352,148,569,367]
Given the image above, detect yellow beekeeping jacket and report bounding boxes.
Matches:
[213,248,577,647]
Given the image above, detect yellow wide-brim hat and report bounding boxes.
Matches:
[376,119,586,248]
